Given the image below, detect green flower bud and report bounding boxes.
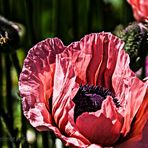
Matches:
[119,22,148,71]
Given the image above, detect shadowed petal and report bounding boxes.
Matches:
[115,89,148,148]
[115,121,148,148]
[112,49,147,136]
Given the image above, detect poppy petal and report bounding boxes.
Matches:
[19,37,65,126]
[127,0,148,22]
[70,32,124,88]
[95,33,124,89]
[19,37,91,147]
[115,121,148,148]
[112,49,147,136]
[76,96,123,146]
[52,45,91,145]
[128,89,148,138]
[88,144,102,148]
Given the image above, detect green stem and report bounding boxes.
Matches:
[0,53,4,147]
[87,0,93,32]
[5,54,15,147]
[10,51,29,147]
[10,52,21,77]
[42,132,50,148]
[72,0,78,40]
[55,0,61,37]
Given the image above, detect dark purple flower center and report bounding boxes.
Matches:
[73,85,120,121]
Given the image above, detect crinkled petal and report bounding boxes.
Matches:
[112,49,147,136]
[19,38,90,147]
[19,37,65,126]
[95,33,124,89]
[52,44,91,146]
[72,32,124,88]
[127,0,148,22]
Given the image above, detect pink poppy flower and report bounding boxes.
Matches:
[19,32,148,147]
[127,0,148,22]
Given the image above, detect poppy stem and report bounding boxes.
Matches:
[10,52,21,77]
[87,0,93,32]
[24,0,36,45]
[55,0,61,37]
[42,132,50,148]
[10,50,29,147]
[5,54,16,147]
[0,53,4,148]
[72,0,78,40]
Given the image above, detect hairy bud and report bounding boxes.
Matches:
[120,22,148,71]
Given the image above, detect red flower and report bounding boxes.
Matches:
[19,33,148,147]
[127,0,148,22]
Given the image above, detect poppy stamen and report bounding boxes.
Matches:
[73,85,120,121]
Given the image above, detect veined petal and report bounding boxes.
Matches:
[52,46,91,145]
[19,37,65,126]
[112,49,147,136]
[19,38,90,147]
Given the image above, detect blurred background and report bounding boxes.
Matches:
[0,0,135,148]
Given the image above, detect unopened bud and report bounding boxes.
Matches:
[120,22,148,71]
[0,16,25,53]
